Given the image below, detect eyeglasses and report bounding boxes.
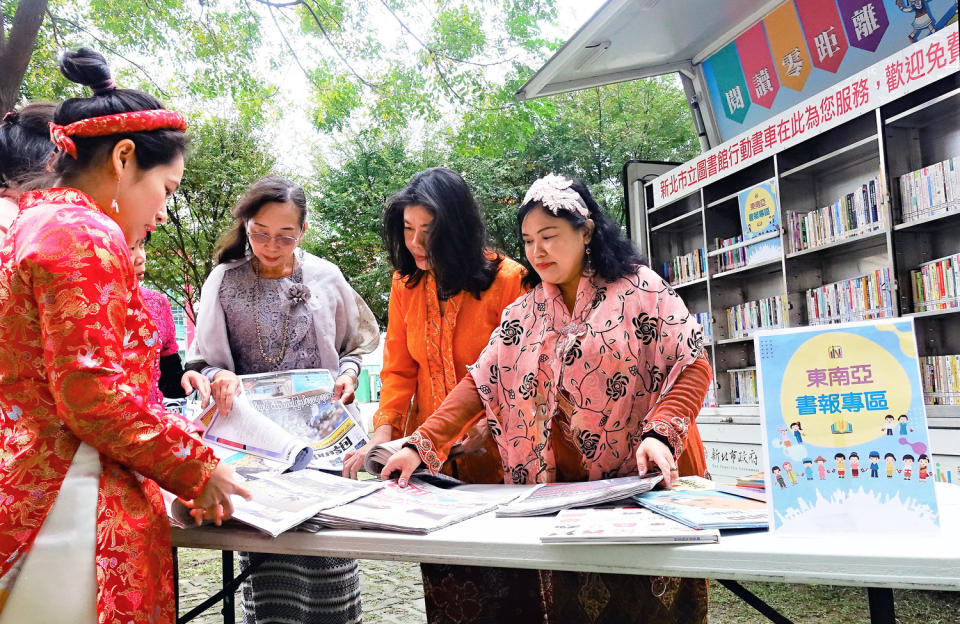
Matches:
[246,226,302,248]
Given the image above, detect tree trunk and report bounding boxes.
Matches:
[0,0,48,113]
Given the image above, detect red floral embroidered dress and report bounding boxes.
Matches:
[0,188,218,623]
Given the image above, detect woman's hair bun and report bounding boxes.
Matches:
[59,48,116,95]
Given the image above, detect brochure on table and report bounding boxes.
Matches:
[738,178,782,265]
[755,318,939,534]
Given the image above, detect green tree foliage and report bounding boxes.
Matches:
[2,0,269,116]
[145,118,276,322]
[301,129,445,324]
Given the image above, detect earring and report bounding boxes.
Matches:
[584,246,595,276]
[111,176,120,214]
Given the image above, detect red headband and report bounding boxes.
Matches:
[48,109,188,159]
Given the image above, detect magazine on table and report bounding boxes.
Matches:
[540,507,720,544]
[714,483,767,502]
[632,486,768,530]
[314,478,521,534]
[495,474,663,518]
[169,470,383,537]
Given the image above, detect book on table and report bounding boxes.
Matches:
[540,507,720,544]
[714,483,767,502]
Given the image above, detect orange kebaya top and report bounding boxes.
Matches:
[373,256,525,484]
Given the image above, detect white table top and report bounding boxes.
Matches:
[171,482,960,591]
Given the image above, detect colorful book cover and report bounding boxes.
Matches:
[738,178,782,265]
[632,486,768,530]
[755,318,939,534]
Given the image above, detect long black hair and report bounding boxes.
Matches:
[382,167,501,300]
[0,102,55,189]
[517,178,645,290]
[47,48,187,182]
[215,175,307,264]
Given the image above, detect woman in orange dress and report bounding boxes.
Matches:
[0,48,247,624]
[341,167,529,622]
[343,167,524,482]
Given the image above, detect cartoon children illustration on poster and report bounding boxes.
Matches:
[757,319,939,533]
[782,461,798,485]
[849,452,861,477]
[902,454,915,480]
[772,466,787,489]
[898,414,914,436]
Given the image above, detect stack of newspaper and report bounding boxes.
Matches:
[169,470,383,537]
[313,479,522,534]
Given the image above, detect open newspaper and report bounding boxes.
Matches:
[241,369,370,471]
[197,369,369,473]
[314,478,522,534]
[169,470,383,537]
[496,474,664,517]
[199,393,313,471]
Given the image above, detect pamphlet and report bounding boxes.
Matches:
[738,178,782,265]
[314,478,519,534]
[540,507,720,544]
[495,475,663,517]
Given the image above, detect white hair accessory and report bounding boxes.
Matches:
[522,174,590,219]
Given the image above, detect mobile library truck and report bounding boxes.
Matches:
[518,0,960,485]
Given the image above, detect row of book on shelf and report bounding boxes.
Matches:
[698,310,717,407]
[912,252,960,312]
[713,235,747,272]
[664,247,707,286]
[786,174,886,254]
[806,268,894,325]
[899,156,960,224]
[921,354,960,406]
[726,295,788,339]
[728,368,758,405]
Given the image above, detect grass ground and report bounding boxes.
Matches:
[176,548,960,623]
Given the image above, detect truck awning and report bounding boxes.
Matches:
[516,0,783,101]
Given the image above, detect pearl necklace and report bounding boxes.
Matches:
[252,258,292,365]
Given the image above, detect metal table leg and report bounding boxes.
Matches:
[867,587,896,624]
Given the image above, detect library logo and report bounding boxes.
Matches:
[828,345,843,359]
